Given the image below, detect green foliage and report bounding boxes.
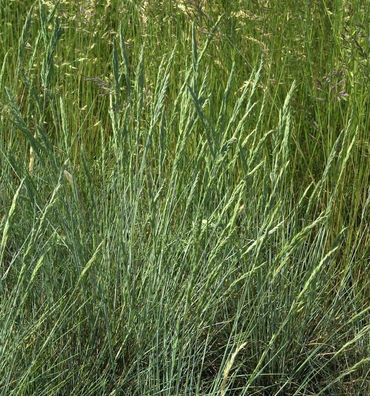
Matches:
[0,1,368,394]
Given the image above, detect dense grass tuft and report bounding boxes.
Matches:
[0,1,369,395]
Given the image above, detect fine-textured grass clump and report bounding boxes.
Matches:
[0,1,369,395]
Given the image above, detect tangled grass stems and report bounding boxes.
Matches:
[0,1,368,395]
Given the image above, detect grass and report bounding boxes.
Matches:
[0,1,369,395]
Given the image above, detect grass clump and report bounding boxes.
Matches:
[0,1,369,395]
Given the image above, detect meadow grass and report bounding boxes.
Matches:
[0,1,369,395]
